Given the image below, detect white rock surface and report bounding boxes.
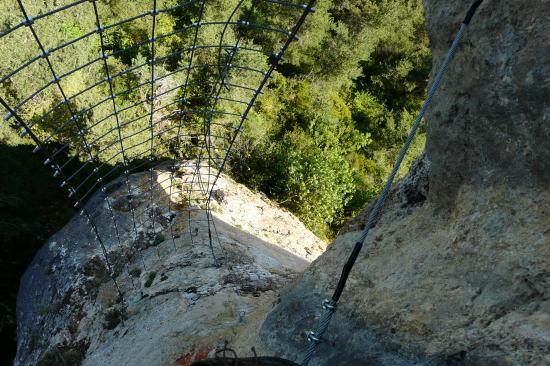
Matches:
[15,165,326,366]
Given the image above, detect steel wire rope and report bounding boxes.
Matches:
[300,2,484,364]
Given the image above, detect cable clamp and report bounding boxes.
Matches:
[23,16,34,26]
[306,331,321,343]
[322,299,337,311]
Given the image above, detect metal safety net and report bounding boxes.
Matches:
[0,0,315,299]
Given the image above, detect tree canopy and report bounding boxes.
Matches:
[0,0,430,239]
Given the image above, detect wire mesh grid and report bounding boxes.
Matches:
[0,0,315,301]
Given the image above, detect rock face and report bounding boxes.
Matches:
[15,1,550,365]
[258,1,549,365]
[15,165,326,366]
[425,0,550,209]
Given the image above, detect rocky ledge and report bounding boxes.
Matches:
[15,164,326,366]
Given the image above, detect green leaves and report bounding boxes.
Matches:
[0,0,430,240]
[230,0,430,238]
[277,129,356,237]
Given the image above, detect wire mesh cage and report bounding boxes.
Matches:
[0,0,315,302]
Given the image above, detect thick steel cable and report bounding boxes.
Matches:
[300,1,484,363]
[301,22,467,366]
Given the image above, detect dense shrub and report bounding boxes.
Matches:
[0,0,430,239]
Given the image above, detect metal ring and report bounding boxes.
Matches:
[306,331,321,343]
[322,299,337,311]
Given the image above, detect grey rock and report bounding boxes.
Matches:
[258,1,550,365]
[15,1,550,365]
[15,167,326,366]
[424,0,550,210]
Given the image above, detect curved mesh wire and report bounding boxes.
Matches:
[0,0,315,300]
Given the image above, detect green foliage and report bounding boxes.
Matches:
[230,0,430,237]
[129,268,142,278]
[0,0,429,239]
[103,306,126,330]
[151,233,165,247]
[144,271,157,288]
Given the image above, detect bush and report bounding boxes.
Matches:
[144,272,157,288]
